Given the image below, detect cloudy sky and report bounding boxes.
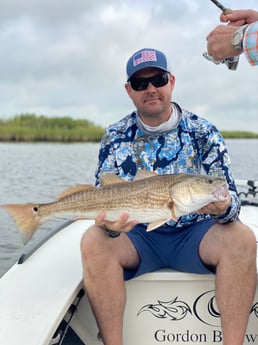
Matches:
[0,0,257,132]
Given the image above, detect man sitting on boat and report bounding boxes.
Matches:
[80,48,257,345]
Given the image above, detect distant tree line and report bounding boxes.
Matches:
[0,113,105,142]
[221,131,258,139]
[0,113,257,142]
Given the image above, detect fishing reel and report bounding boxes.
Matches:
[203,52,239,70]
[204,0,240,71]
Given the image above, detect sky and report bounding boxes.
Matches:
[0,0,257,132]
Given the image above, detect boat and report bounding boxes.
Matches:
[0,179,257,345]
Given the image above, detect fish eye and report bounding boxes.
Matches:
[33,206,38,212]
[207,178,213,184]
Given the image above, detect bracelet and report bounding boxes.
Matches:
[102,225,121,238]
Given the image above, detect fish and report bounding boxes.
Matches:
[1,171,228,243]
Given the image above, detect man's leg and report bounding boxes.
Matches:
[80,225,140,345]
[199,221,257,345]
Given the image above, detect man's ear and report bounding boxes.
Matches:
[124,82,132,98]
[169,74,176,91]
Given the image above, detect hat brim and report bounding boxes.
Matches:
[127,65,170,81]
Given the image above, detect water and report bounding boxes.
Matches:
[0,142,99,277]
[0,139,258,277]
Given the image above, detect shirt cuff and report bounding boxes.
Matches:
[243,22,258,66]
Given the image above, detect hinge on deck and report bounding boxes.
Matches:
[49,289,85,345]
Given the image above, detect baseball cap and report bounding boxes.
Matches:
[126,48,170,81]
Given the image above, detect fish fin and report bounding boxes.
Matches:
[100,174,125,186]
[134,169,157,181]
[100,169,157,185]
[57,184,95,199]
[1,204,41,244]
[146,219,170,232]
[167,201,179,221]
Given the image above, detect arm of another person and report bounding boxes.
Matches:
[242,21,258,66]
[206,9,258,65]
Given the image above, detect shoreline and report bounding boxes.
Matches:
[0,114,257,142]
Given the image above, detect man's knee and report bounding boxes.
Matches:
[200,221,257,266]
[81,226,105,263]
[222,222,257,263]
[237,223,257,258]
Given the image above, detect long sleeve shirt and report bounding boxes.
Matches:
[243,21,258,66]
[95,102,240,229]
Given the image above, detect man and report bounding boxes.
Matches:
[207,9,258,66]
[80,48,257,345]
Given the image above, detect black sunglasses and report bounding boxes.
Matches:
[129,72,170,91]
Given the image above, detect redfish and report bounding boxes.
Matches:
[1,171,228,243]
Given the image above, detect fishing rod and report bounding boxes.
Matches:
[209,0,231,14]
[203,0,239,70]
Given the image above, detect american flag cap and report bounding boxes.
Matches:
[126,48,170,81]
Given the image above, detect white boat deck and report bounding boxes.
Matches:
[0,220,86,345]
[0,203,257,345]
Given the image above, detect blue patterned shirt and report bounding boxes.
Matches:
[95,102,240,228]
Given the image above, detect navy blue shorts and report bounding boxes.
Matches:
[124,219,216,280]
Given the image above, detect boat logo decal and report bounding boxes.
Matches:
[137,297,191,321]
[137,290,258,327]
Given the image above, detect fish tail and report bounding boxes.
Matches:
[1,203,41,244]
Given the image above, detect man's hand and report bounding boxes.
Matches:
[207,25,241,60]
[220,9,258,26]
[206,10,258,61]
[95,211,138,233]
[198,192,231,216]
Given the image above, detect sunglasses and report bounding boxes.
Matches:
[129,72,170,91]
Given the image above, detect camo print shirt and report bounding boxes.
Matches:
[95,102,240,228]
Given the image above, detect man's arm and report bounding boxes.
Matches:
[199,128,241,222]
[206,9,258,65]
